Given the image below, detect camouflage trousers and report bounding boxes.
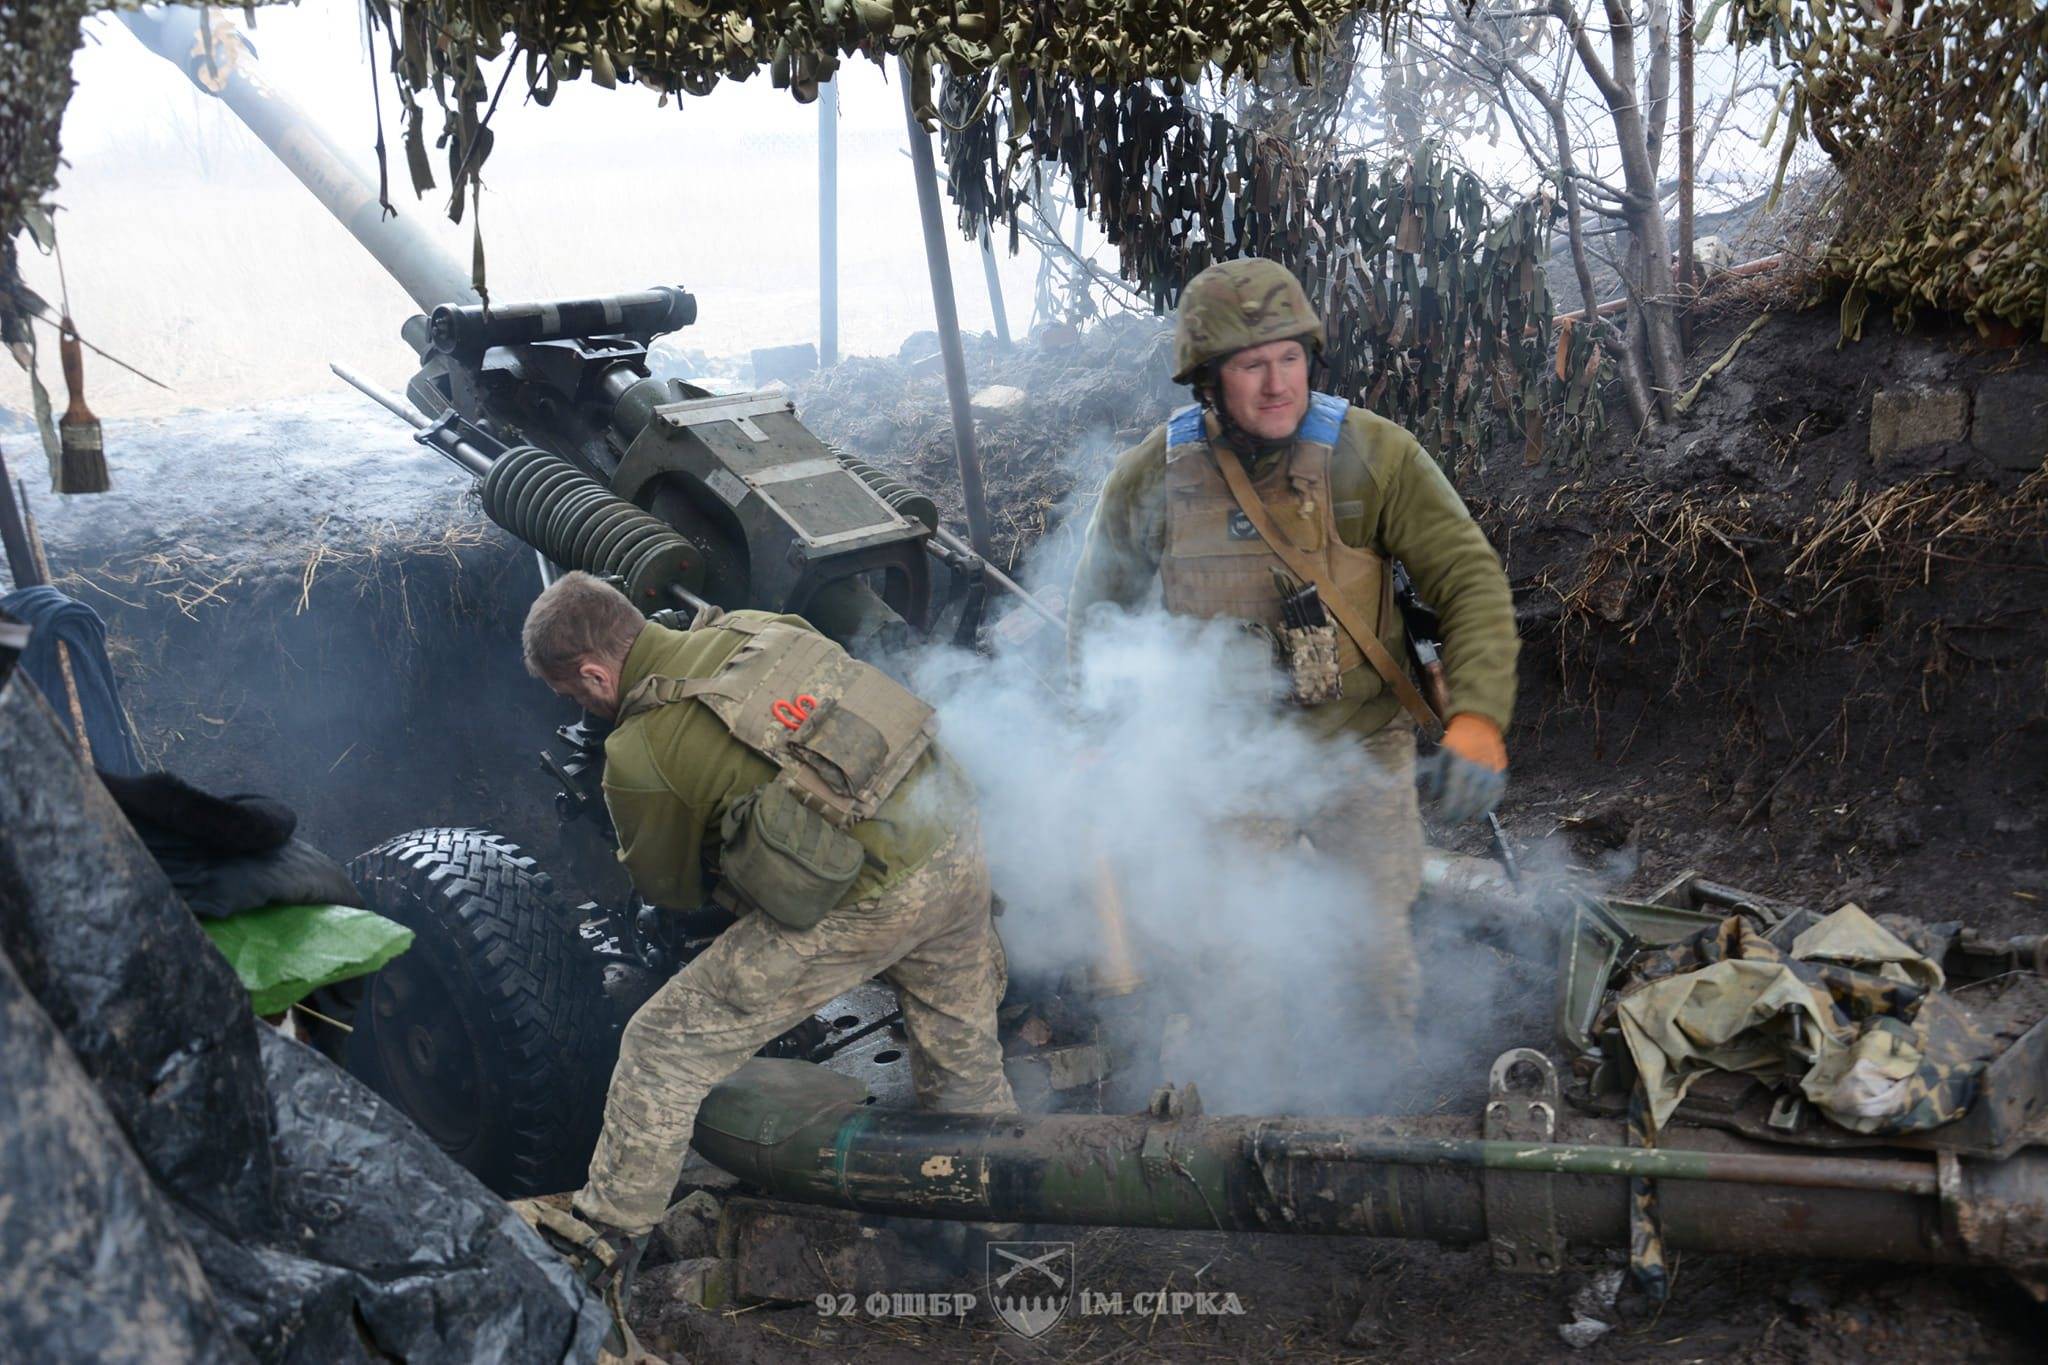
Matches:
[1323,722,1423,1032]
[1232,723,1423,1031]
[576,819,1017,1235]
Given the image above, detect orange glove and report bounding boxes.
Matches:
[1442,714,1507,772]
[1417,714,1508,823]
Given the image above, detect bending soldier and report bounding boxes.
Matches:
[1068,258,1520,1033]
[516,572,1016,1305]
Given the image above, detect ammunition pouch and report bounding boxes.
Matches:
[1277,623,1344,706]
[717,780,866,930]
[618,616,936,928]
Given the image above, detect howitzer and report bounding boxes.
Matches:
[119,4,1021,1195]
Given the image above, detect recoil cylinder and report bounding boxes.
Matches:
[479,447,701,609]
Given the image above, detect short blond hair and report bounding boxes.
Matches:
[521,571,647,682]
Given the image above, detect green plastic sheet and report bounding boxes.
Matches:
[200,903,413,1016]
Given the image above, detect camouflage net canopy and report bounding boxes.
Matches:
[359,0,1402,217]
[939,74,1582,462]
[362,0,1403,110]
[361,1,1566,459]
[1735,0,2047,339]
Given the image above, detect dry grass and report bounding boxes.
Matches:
[56,508,492,624]
[1512,470,2048,769]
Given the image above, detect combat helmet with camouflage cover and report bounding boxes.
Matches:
[1172,258,1326,383]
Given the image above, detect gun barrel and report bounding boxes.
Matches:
[120,9,475,312]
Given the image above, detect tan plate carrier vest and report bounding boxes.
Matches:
[1160,395,1395,684]
[616,616,936,829]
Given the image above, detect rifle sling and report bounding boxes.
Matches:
[1211,446,1445,738]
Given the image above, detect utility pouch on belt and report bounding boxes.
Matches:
[717,780,866,930]
[1277,624,1344,705]
[1275,575,1345,707]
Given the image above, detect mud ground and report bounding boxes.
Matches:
[11,284,2046,1360]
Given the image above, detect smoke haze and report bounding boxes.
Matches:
[900,501,1539,1115]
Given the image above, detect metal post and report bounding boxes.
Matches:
[818,79,839,368]
[1678,0,1696,349]
[0,447,41,589]
[979,225,1012,349]
[898,63,995,560]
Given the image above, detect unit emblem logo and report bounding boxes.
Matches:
[986,1241,1074,1338]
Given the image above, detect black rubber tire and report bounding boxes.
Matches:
[343,827,612,1196]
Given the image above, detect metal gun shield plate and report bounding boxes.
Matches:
[613,394,932,624]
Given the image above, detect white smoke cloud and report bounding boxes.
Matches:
[902,593,1517,1115]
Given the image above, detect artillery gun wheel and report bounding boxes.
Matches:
[340,827,610,1196]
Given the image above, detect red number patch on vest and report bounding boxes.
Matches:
[771,694,819,731]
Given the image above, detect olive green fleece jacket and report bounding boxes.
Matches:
[601,613,973,912]
[1067,404,1518,738]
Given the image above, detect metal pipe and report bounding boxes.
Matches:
[665,583,714,616]
[819,79,840,368]
[928,526,1063,628]
[120,9,475,312]
[1679,0,1696,349]
[692,1062,2040,1271]
[898,62,995,560]
[1256,1132,1938,1196]
[979,226,1012,349]
[328,365,494,476]
[0,446,41,589]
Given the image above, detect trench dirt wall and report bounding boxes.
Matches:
[1462,299,2048,935]
[14,394,607,894]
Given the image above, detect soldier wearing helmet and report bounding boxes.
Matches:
[1067,257,1519,1033]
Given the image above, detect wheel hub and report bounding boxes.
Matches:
[366,954,484,1154]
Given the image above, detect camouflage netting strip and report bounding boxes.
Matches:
[1733,0,2047,339]
[364,1,1412,228]
[3,0,106,360]
[938,72,1591,463]
[371,1,1585,459]
[372,1,1410,107]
